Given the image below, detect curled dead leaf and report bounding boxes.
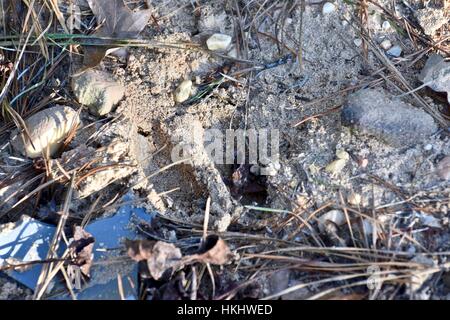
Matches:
[125,239,182,280]
[83,0,152,69]
[147,241,183,280]
[191,235,233,265]
[125,235,233,280]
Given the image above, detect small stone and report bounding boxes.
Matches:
[347,192,361,206]
[418,213,441,228]
[424,144,433,151]
[415,7,447,36]
[72,70,125,116]
[174,80,193,103]
[380,39,392,50]
[386,45,402,57]
[354,38,362,47]
[381,21,391,31]
[419,54,445,82]
[295,195,309,207]
[360,159,368,168]
[341,88,438,147]
[322,2,336,14]
[325,158,347,175]
[357,156,369,168]
[336,149,349,160]
[206,33,232,51]
[11,106,80,158]
[419,54,450,102]
[437,156,450,180]
[318,210,345,233]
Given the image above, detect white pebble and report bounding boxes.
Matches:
[386,45,402,57]
[347,192,362,206]
[424,144,433,151]
[325,158,347,175]
[174,80,193,103]
[336,149,350,160]
[206,33,232,51]
[380,39,392,50]
[382,21,391,31]
[322,2,336,14]
[354,38,363,47]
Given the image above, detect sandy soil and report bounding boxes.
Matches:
[1,0,449,299]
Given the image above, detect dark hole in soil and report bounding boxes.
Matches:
[223,163,268,206]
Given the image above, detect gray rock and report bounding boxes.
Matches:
[437,156,450,180]
[386,45,402,57]
[341,88,438,147]
[415,7,447,36]
[419,54,450,103]
[71,70,125,116]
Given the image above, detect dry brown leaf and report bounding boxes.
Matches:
[69,226,95,277]
[190,235,233,265]
[83,0,152,69]
[148,241,183,280]
[125,236,233,280]
[125,239,182,280]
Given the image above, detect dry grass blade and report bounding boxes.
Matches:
[34,173,76,300]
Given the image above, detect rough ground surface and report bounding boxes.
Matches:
[1,0,449,300]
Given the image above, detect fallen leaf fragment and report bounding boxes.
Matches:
[68,226,95,277]
[83,0,152,69]
[126,239,182,280]
[125,235,233,280]
[148,242,183,280]
[189,235,233,265]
